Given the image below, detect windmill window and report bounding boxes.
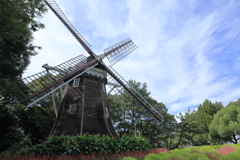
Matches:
[105,107,109,117]
[102,83,106,92]
[73,78,80,87]
[69,104,76,114]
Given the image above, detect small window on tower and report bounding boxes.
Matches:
[105,107,109,117]
[73,78,80,87]
[102,83,106,92]
[69,104,76,114]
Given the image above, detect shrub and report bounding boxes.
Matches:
[167,154,186,160]
[122,157,137,160]
[211,145,222,149]
[144,153,161,160]
[158,152,170,157]
[203,149,222,160]
[199,146,213,152]
[151,148,170,154]
[189,149,201,154]
[188,153,201,160]
[157,152,171,160]
[234,143,240,149]
[219,150,240,160]
[216,145,237,155]
[171,149,190,158]
[27,134,151,156]
[197,154,210,160]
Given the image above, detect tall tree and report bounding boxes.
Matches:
[108,94,130,133]
[209,105,240,144]
[0,0,47,101]
[226,98,240,107]
[196,99,224,143]
[108,80,176,148]
[10,74,60,145]
[16,102,56,145]
[157,109,176,149]
[0,102,22,152]
[174,109,199,148]
[0,0,47,152]
[109,80,153,134]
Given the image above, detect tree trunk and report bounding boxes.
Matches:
[174,124,187,149]
[232,134,238,144]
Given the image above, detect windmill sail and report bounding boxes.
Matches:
[43,0,95,57]
[104,38,138,66]
[103,65,162,122]
[5,54,96,106]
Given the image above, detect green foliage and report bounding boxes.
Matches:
[195,100,223,144]
[109,80,154,135]
[157,153,171,160]
[188,153,201,160]
[109,80,176,149]
[199,146,213,152]
[234,143,240,149]
[0,1,49,151]
[196,154,210,160]
[122,157,137,160]
[0,0,47,102]
[226,98,240,107]
[174,109,198,149]
[168,154,186,160]
[168,100,223,150]
[27,134,151,156]
[171,149,190,158]
[209,105,240,144]
[133,141,240,160]
[203,149,222,160]
[157,110,177,149]
[219,150,240,160]
[167,145,224,160]
[0,102,55,153]
[0,105,21,152]
[16,104,56,145]
[158,152,170,157]
[211,145,222,149]
[144,153,161,160]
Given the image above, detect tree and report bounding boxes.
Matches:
[174,109,199,148]
[226,98,240,107]
[0,103,22,152]
[108,94,130,133]
[16,103,56,145]
[10,74,60,145]
[157,110,176,149]
[108,80,176,148]
[109,80,154,134]
[196,99,224,144]
[0,0,47,101]
[209,105,240,144]
[0,75,59,152]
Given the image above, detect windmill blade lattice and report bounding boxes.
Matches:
[105,65,163,121]
[6,54,94,106]
[44,0,95,57]
[104,38,138,66]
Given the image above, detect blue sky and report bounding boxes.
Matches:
[25,0,240,114]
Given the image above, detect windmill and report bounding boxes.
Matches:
[4,0,162,137]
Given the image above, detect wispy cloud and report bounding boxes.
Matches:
[25,0,240,114]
